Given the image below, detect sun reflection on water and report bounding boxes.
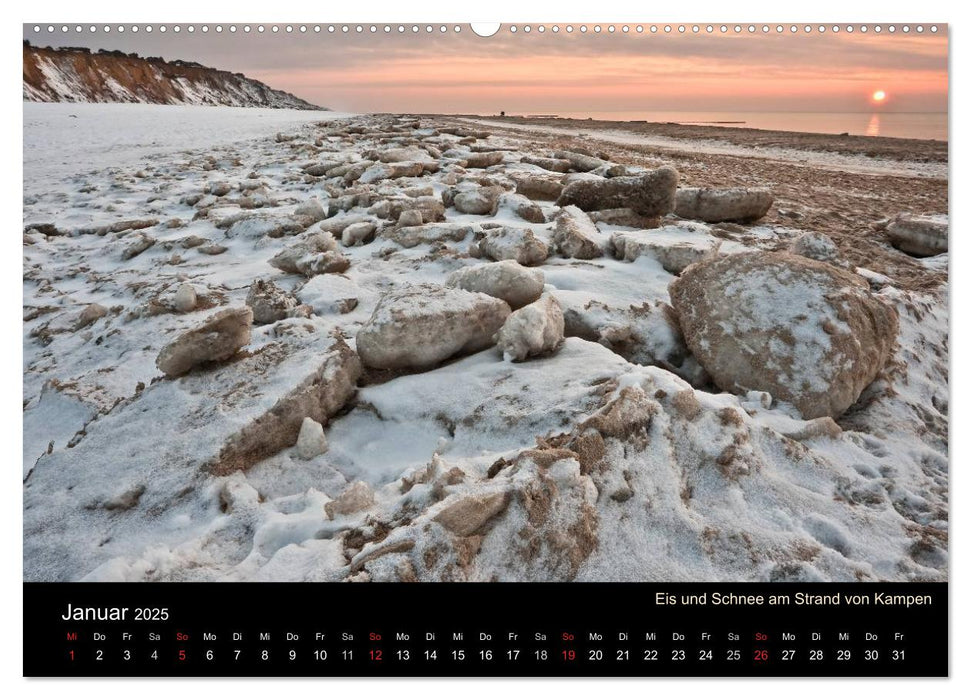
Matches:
[866,114,881,137]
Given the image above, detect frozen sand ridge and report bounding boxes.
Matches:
[22,108,947,582]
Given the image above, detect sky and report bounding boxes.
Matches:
[24,25,949,114]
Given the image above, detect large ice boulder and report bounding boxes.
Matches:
[211,338,361,475]
[74,303,108,330]
[293,417,328,460]
[246,279,299,324]
[156,307,253,378]
[674,187,773,223]
[669,252,898,419]
[555,166,678,215]
[356,284,511,370]
[554,149,608,172]
[886,214,948,257]
[121,234,155,260]
[293,198,328,223]
[611,224,747,274]
[172,283,197,313]
[269,232,349,277]
[499,192,546,224]
[451,186,502,215]
[789,232,839,262]
[341,221,377,247]
[385,223,474,249]
[358,161,424,184]
[463,151,505,168]
[520,155,572,173]
[475,227,550,266]
[511,173,564,201]
[553,206,604,259]
[376,147,436,164]
[495,294,565,362]
[433,491,510,536]
[446,260,545,309]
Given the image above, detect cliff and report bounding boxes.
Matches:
[23,43,323,109]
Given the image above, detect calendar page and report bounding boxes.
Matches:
[21,20,948,678]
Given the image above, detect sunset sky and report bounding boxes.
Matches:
[24,25,949,114]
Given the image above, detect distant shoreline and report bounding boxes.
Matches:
[436,114,948,164]
[455,113,946,143]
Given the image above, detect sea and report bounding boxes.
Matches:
[545,111,947,141]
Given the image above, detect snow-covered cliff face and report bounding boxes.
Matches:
[23,43,323,110]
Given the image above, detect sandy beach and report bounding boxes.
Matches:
[465,115,949,161]
[447,115,948,290]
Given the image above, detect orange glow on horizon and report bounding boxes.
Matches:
[233,31,948,114]
[258,55,945,114]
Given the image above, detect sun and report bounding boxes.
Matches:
[872,90,887,102]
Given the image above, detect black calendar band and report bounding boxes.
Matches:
[24,582,947,677]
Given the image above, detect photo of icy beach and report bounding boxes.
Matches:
[22,25,948,583]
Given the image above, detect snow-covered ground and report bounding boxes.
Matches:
[23,104,948,583]
[24,103,350,197]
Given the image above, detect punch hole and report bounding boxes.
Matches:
[470,23,501,37]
